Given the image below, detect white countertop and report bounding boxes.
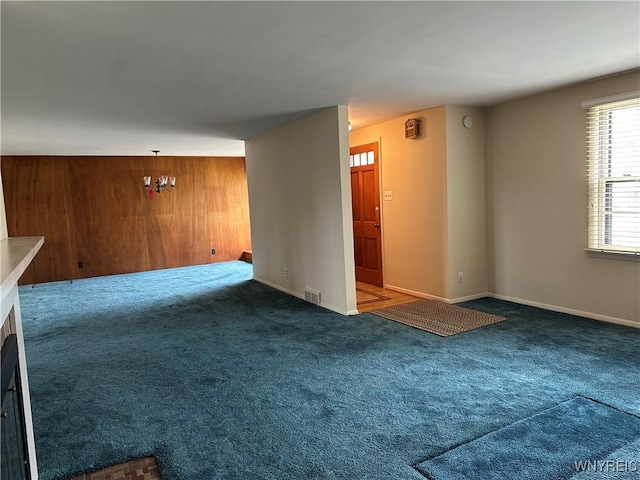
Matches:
[1,236,45,296]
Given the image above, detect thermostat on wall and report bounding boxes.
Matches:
[462,115,473,129]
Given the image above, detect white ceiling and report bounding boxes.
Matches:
[2,1,639,156]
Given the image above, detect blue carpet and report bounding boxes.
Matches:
[415,396,640,480]
[17,261,640,479]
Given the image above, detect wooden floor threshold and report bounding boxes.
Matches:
[356,281,418,313]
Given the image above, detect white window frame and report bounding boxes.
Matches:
[584,92,640,257]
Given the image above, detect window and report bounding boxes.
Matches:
[349,150,375,167]
[586,95,640,255]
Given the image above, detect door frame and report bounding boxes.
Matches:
[349,141,384,287]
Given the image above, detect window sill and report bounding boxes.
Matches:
[585,248,640,262]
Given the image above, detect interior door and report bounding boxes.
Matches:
[350,142,383,287]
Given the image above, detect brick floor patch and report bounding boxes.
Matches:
[69,456,161,480]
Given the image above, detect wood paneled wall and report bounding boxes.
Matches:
[1,156,252,284]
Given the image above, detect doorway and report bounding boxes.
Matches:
[350,142,383,287]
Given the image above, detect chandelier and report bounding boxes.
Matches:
[143,150,176,199]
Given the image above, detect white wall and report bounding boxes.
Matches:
[350,105,489,303]
[487,71,640,326]
[349,107,449,300]
[446,106,488,301]
[245,106,357,315]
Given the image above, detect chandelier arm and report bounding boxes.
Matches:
[143,151,176,198]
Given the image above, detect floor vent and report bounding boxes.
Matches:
[304,288,321,306]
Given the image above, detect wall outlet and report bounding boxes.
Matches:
[384,191,393,201]
[284,267,288,277]
[77,261,83,269]
[211,248,216,255]
[457,272,463,283]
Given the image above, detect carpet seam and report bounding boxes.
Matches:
[411,394,583,466]
[411,393,640,478]
[575,394,640,420]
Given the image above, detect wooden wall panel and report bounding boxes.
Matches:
[1,155,251,284]
[2,157,77,284]
[204,157,252,262]
[69,156,151,278]
[189,159,214,266]
[145,156,211,270]
[74,216,150,278]
[227,159,252,258]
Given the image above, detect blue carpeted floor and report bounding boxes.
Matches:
[416,396,640,480]
[18,261,640,479]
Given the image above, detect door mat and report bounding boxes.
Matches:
[370,299,506,336]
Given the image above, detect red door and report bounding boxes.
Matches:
[350,143,383,287]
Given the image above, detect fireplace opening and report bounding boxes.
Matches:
[1,334,30,480]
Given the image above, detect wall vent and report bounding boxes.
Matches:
[304,288,321,306]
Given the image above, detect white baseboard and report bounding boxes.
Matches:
[253,276,304,300]
[384,284,451,304]
[252,276,356,316]
[450,292,492,304]
[384,285,489,305]
[321,303,357,316]
[490,293,640,329]
[255,276,639,328]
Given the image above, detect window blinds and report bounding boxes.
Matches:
[586,96,640,254]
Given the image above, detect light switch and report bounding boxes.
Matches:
[384,191,393,201]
